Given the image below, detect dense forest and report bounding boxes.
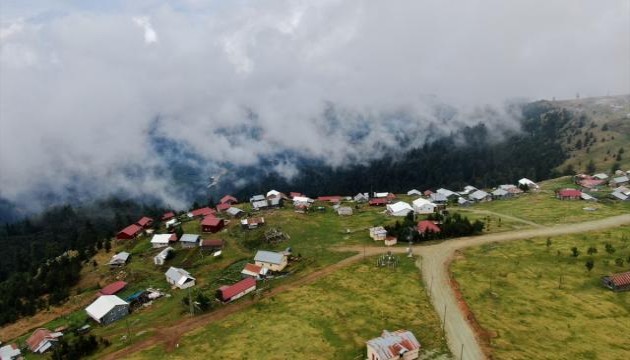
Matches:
[0,199,167,325]
[229,101,571,199]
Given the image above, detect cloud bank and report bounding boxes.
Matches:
[1,0,629,210]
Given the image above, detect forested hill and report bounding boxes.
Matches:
[228,100,573,199]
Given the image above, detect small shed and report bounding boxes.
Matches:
[165,267,196,289]
[226,207,245,218]
[154,246,174,266]
[384,236,397,246]
[180,234,200,248]
[217,277,256,303]
[85,295,129,325]
[0,344,21,360]
[369,226,388,241]
[108,251,130,267]
[99,281,127,296]
[241,263,268,279]
[241,217,265,229]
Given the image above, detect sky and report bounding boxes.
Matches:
[1,0,629,209]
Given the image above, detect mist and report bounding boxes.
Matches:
[1,0,629,211]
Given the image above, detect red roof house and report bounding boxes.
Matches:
[99,281,128,296]
[417,220,441,234]
[369,198,389,206]
[26,328,62,353]
[602,271,630,292]
[217,277,256,302]
[220,195,238,205]
[200,239,224,250]
[201,216,225,233]
[116,224,143,240]
[189,207,216,218]
[136,217,154,228]
[557,189,582,200]
[216,202,231,212]
[162,212,175,221]
[317,195,342,203]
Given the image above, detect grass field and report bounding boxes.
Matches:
[471,177,630,226]
[128,256,450,360]
[451,226,630,360]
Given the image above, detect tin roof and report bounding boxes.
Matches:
[100,281,128,295]
[219,277,256,300]
[367,330,421,359]
[254,250,285,265]
[85,295,128,321]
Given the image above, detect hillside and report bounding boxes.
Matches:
[553,95,630,174]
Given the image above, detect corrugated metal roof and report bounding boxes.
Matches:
[219,277,256,300]
[610,271,630,287]
[180,234,200,243]
[85,295,128,321]
[254,250,285,265]
[367,330,421,359]
[100,281,127,295]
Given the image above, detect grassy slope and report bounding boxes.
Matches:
[472,177,630,225]
[452,226,630,360]
[129,257,449,360]
[554,95,630,174]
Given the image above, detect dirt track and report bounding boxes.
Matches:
[104,213,630,359]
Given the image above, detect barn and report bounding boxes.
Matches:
[217,277,256,303]
[116,224,143,240]
[85,295,129,325]
[201,216,225,233]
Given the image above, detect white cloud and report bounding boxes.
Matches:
[0,0,628,210]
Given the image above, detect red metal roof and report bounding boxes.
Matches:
[219,277,256,300]
[216,203,231,212]
[118,224,143,237]
[243,263,263,274]
[317,195,342,202]
[417,220,441,234]
[136,217,153,227]
[190,207,216,217]
[220,195,238,204]
[162,212,175,220]
[26,328,54,352]
[201,216,222,226]
[369,198,389,205]
[100,281,128,295]
[610,271,630,287]
[558,189,582,197]
[201,239,224,247]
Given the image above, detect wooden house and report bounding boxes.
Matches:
[201,216,225,233]
[200,239,224,251]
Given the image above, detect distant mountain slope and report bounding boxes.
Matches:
[552,95,630,174]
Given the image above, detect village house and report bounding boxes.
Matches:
[162,212,175,221]
[384,236,397,246]
[216,202,231,212]
[254,250,288,272]
[116,224,143,240]
[26,328,63,354]
[150,233,177,248]
[337,206,353,216]
[369,226,388,241]
[610,191,629,201]
[266,189,282,199]
[180,234,201,248]
[406,189,422,196]
[99,281,127,296]
[469,189,492,202]
[226,207,245,218]
[610,175,629,187]
[556,189,582,200]
[0,343,21,360]
[154,246,174,266]
[220,195,238,205]
[387,201,414,217]
[593,173,609,180]
[317,195,342,203]
[369,197,390,206]
[417,220,441,235]
[366,329,421,360]
[165,267,196,289]
[200,239,224,251]
[201,216,225,233]
[518,177,539,190]
[188,207,216,218]
[107,251,130,267]
[136,217,154,228]
[374,192,394,199]
[602,271,630,292]
[412,198,437,214]
[217,277,256,303]
[354,193,370,202]
[293,196,314,206]
[241,217,265,229]
[241,263,268,280]
[436,188,457,198]
[164,218,180,230]
[491,188,510,200]
[458,185,477,196]
[457,197,471,206]
[268,197,284,208]
[85,295,129,325]
[429,193,448,204]
[580,192,597,201]
[251,197,270,210]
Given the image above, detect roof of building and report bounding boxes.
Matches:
[252,199,269,208]
[412,197,431,206]
[367,330,421,360]
[457,197,469,204]
[219,277,256,300]
[387,201,413,214]
[162,212,175,220]
[118,224,143,237]
[611,191,628,200]
[242,263,263,275]
[608,271,630,287]
[216,202,231,211]
[369,198,389,205]
[251,194,266,201]
[492,188,509,196]
[136,217,153,227]
[317,195,342,202]
[558,189,582,197]
[242,217,265,225]
[0,343,21,359]
[180,234,200,243]
[436,188,457,197]
[100,281,128,296]
[518,178,538,186]
[200,239,224,247]
[155,246,174,260]
[151,233,176,244]
[418,220,441,234]
[266,189,281,198]
[254,250,285,265]
[226,207,244,216]
[220,195,238,204]
[109,251,130,263]
[85,295,128,321]
[26,328,61,352]
[407,189,422,196]
[613,175,629,183]
[429,193,448,202]
[593,173,609,180]
[201,216,222,226]
[189,207,216,217]
[469,189,490,200]
[580,193,596,201]
[165,267,195,285]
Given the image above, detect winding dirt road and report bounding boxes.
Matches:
[104,213,630,359]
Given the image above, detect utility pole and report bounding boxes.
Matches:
[442,304,447,335]
[460,343,464,360]
[188,287,194,316]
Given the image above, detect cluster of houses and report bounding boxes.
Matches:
[567,169,630,201]
[116,216,154,240]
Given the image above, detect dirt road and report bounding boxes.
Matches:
[104,213,630,359]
